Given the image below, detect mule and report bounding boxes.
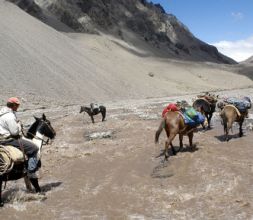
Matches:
[220,105,248,141]
[0,114,56,207]
[193,94,218,129]
[80,105,106,123]
[155,111,197,160]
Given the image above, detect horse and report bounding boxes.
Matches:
[0,113,56,207]
[155,111,197,160]
[220,105,248,141]
[79,105,106,123]
[193,94,218,129]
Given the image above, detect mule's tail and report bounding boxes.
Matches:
[155,118,165,144]
[220,111,227,134]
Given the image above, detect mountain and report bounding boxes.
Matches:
[0,0,251,105]
[9,0,236,64]
[244,56,253,64]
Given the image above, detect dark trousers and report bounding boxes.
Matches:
[4,138,38,157]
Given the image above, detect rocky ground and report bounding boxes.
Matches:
[1,89,253,220]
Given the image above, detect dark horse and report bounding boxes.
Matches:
[0,114,56,207]
[193,94,218,129]
[80,105,106,123]
[220,105,248,141]
[155,111,197,160]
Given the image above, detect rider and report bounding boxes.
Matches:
[0,97,40,188]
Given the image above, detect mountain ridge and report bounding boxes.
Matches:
[8,0,236,64]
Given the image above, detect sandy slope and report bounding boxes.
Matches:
[0,1,252,107]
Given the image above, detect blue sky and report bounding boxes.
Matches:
[150,0,253,61]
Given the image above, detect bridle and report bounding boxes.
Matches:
[23,120,55,145]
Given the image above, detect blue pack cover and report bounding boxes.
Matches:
[184,112,205,126]
[226,97,250,112]
[196,112,205,124]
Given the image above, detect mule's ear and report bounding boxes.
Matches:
[42,113,46,120]
[34,115,39,121]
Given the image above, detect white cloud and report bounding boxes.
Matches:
[231,12,244,20]
[211,36,253,62]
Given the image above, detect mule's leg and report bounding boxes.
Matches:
[101,110,106,122]
[226,118,234,141]
[0,180,3,207]
[164,133,177,160]
[29,177,41,193]
[24,176,33,192]
[201,122,206,129]
[164,140,170,160]
[103,109,106,121]
[224,123,229,142]
[178,134,184,152]
[188,132,194,150]
[90,115,95,124]
[239,120,244,137]
[170,143,176,155]
[207,113,212,129]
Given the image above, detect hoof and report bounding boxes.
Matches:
[0,202,4,207]
[171,149,176,155]
[37,191,46,196]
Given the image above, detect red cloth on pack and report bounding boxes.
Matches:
[162,103,179,117]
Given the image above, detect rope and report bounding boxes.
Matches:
[0,147,14,175]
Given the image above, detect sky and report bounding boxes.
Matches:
[150,0,253,62]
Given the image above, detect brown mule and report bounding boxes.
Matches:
[193,93,218,129]
[155,111,197,160]
[220,105,248,141]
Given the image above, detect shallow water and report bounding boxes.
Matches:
[1,95,253,220]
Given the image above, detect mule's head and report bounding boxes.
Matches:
[28,114,56,139]
[80,106,90,114]
[80,106,84,113]
[216,101,225,110]
[243,96,252,109]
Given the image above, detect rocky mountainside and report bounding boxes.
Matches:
[9,0,236,64]
[1,0,252,106]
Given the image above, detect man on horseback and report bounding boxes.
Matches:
[0,97,40,187]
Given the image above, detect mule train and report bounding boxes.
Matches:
[0,114,56,207]
[217,96,251,141]
[155,93,252,159]
[155,102,205,160]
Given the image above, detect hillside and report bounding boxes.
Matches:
[10,0,236,64]
[0,0,252,106]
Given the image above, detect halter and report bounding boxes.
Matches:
[25,131,51,145]
[23,120,55,145]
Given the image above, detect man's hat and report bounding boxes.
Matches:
[7,97,20,105]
